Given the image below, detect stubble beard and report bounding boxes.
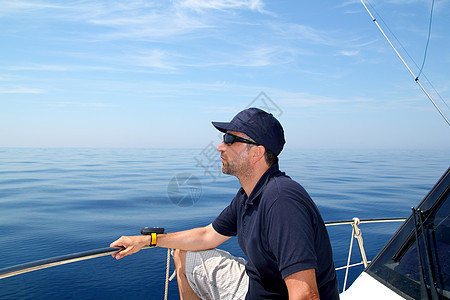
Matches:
[221,149,250,177]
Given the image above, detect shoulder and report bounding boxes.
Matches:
[263,173,319,224]
[264,172,312,205]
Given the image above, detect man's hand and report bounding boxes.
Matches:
[109,235,150,260]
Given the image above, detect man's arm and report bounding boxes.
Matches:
[110,224,230,259]
[284,269,320,300]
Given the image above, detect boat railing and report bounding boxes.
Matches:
[0,217,406,295]
[326,217,406,291]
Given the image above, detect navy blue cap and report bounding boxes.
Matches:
[212,108,285,156]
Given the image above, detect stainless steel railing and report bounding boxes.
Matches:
[0,247,123,280]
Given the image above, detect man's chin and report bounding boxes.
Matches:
[221,165,232,175]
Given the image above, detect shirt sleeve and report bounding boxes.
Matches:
[212,194,240,237]
[266,189,318,279]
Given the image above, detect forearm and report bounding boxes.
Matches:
[285,269,319,300]
[110,224,229,260]
[157,224,229,251]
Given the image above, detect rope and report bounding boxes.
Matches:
[352,218,368,268]
[342,224,355,292]
[342,217,371,292]
[164,248,171,300]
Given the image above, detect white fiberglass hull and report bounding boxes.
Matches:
[340,272,404,299]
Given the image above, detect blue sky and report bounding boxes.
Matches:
[1,0,449,149]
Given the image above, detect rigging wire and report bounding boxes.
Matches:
[365,1,449,111]
[417,0,435,80]
[360,0,450,127]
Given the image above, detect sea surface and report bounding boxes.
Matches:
[0,148,449,299]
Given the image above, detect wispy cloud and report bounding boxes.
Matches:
[8,64,114,72]
[0,88,44,94]
[87,6,214,40]
[270,22,339,46]
[0,0,271,45]
[126,49,180,70]
[178,0,266,13]
[0,1,64,15]
[336,0,361,9]
[280,92,354,108]
[230,46,294,67]
[0,0,340,72]
[339,50,360,56]
[50,101,119,108]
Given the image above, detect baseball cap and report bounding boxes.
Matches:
[212,107,285,156]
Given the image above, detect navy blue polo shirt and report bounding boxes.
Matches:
[212,163,339,299]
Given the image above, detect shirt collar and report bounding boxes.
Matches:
[244,163,280,207]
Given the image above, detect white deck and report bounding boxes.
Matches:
[340,272,405,299]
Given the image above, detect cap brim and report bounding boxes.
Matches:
[212,121,237,133]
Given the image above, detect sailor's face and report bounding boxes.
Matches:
[217,131,252,176]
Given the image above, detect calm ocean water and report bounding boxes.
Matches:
[0,148,449,299]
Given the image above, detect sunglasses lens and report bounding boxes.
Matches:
[223,133,235,144]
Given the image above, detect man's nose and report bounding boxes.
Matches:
[217,141,226,152]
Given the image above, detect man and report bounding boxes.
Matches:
[110,108,339,299]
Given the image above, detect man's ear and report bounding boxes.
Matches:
[253,145,266,160]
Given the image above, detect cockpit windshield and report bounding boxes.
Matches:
[366,168,449,299]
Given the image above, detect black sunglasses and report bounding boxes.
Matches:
[223,133,258,146]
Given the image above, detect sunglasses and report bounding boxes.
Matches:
[223,133,259,146]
